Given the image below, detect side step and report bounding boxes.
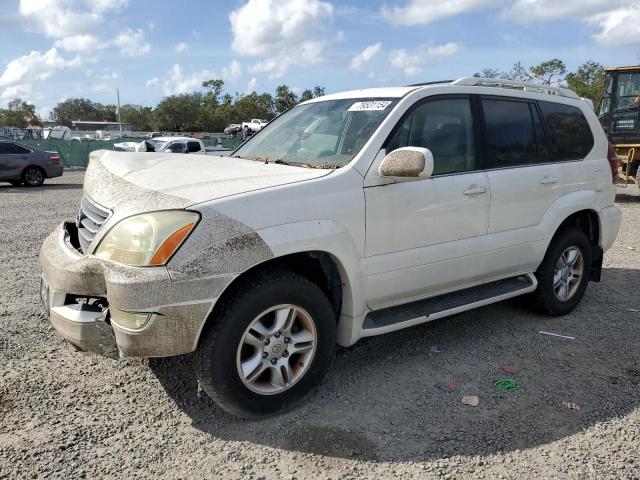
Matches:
[362,274,537,336]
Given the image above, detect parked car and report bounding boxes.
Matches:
[0,140,62,186]
[40,77,621,417]
[113,136,206,154]
[224,124,243,137]
[242,118,268,133]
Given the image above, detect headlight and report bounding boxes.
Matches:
[95,210,199,267]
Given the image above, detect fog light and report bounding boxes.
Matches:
[110,307,151,330]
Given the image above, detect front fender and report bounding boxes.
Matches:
[257,220,366,346]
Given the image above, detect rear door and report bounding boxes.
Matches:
[481,96,560,234]
[0,141,31,179]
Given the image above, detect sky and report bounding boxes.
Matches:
[0,0,639,120]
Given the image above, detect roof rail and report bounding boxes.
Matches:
[452,77,580,99]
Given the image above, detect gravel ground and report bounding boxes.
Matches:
[1,171,639,479]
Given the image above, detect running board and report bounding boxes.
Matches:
[361,274,537,337]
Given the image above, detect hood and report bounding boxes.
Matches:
[84,149,331,207]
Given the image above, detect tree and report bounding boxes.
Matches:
[473,68,506,79]
[274,84,298,113]
[51,98,99,126]
[0,98,38,128]
[565,61,605,106]
[300,89,314,102]
[233,92,275,123]
[312,85,325,98]
[152,93,203,131]
[529,59,566,85]
[119,104,153,131]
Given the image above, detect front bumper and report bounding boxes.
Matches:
[39,222,217,358]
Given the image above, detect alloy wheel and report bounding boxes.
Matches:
[236,304,317,395]
[553,246,584,302]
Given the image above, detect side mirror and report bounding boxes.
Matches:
[378,147,434,179]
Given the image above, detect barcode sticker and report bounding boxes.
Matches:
[348,101,392,112]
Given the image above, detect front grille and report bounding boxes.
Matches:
[76,194,111,253]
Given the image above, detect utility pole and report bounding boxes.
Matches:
[116,89,122,133]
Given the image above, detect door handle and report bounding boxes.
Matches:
[463,185,487,195]
[540,176,558,185]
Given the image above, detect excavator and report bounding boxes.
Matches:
[598,65,640,188]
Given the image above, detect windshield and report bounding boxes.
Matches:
[234,98,398,168]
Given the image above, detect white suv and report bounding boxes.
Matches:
[40,77,621,417]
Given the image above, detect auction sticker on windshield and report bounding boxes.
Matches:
[348,101,392,112]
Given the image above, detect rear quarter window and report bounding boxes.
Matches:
[539,101,594,161]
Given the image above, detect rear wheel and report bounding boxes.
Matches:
[530,229,592,315]
[22,167,45,187]
[195,270,336,418]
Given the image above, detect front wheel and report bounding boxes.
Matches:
[530,229,592,315]
[196,271,336,418]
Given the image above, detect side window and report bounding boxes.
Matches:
[539,101,594,161]
[482,99,538,168]
[187,141,201,153]
[13,144,30,154]
[0,142,29,154]
[386,98,476,175]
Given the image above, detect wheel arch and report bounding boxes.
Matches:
[194,249,355,350]
[545,208,602,280]
[21,164,47,179]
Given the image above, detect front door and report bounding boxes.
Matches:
[364,96,490,309]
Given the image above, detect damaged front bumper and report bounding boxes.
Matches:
[39,222,215,358]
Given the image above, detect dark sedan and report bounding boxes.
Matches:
[0,140,63,187]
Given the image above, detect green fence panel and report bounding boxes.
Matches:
[18,136,244,167]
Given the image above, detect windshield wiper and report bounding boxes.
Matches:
[273,159,341,169]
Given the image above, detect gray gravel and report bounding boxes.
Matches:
[1,171,639,479]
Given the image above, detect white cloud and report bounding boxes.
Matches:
[500,0,630,23]
[54,34,105,53]
[350,42,382,71]
[587,5,640,45]
[174,41,189,53]
[230,0,333,78]
[0,48,82,87]
[381,0,638,46]
[1,83,32,100]
[114,29,151,56]
[247,77,257,93]
[222,60,243,83]
[389,42,460,76]
[18,0,127,38]
[150,65,217,96]
[382,0,494,26]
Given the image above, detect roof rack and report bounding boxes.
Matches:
[405,80,453,87]
[451,77,580,99]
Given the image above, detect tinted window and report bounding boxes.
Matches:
[387,98,476,175]
[540,101,594,160]
[187,141,201,152]
[482,99,539,168]
[0,142,29,154]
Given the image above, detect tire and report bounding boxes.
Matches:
[530,228,592,316]
[22,167,45,187]
[196,270,336,418]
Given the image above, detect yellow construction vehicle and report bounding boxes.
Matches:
[598,65,640,187]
